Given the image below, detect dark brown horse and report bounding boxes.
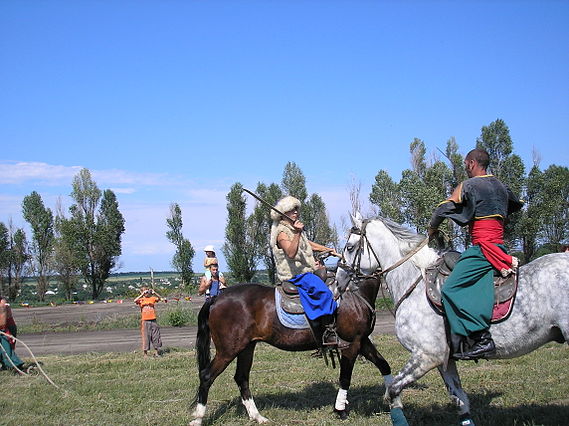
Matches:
[190,277,393,425]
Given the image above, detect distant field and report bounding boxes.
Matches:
[14,270,273,305]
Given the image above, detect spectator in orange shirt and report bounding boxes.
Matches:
[134,287,163,358]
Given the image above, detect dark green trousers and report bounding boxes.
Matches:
[0,334,23,370]
[441,245,495,337]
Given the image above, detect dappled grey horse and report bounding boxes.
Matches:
[336,213,569,426]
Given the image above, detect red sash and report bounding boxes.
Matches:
[469,218,513,273]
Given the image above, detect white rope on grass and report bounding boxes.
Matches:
[0,330,59,389]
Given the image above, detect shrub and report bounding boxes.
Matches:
[164,306,196,327]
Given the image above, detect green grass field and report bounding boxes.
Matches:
[1,336,567,425]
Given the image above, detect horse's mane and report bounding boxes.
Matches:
[372,217,436,269]
[376,217,424,247]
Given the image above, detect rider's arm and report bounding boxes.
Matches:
[308,241,340,257]
[429,183,464,232]
[277,231,301,259]
[198,276,211,295]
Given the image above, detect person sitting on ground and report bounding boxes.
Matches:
[0,295,26,372]
[134,287,163,358]
[199,264,226,302]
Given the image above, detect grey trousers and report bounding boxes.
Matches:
[141,320,162,351]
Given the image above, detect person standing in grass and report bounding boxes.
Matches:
[134,287,163,358]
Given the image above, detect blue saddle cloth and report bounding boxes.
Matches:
[274,288,309,329]
[288,272,337,320]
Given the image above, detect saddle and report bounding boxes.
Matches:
[425,251,518,323]
[277,269,337,315]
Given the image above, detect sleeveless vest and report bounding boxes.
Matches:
[271,222,316,282]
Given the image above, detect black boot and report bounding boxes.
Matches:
[457,330,496,360]
[321,315,350,350]
[450,333,468,360]
[308,315,349,350]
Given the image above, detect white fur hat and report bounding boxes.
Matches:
[270,196,301,221]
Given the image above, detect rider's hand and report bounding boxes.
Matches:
[292,220,304,232]
[330,249,341,258]
[427,227,439,241]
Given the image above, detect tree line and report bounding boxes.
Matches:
[169,119,568,287]
[369,119,568,262]
[0,169,125,301]
[4,118,566,299]
[165,161,339,286]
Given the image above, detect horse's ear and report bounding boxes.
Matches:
[350,212,363,228]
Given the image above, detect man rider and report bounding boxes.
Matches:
[270,195,345,350]
[428,148,523,360]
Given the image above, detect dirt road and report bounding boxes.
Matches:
[12,299,396,356]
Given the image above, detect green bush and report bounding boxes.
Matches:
[163,306,196,327]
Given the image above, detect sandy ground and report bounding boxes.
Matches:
[12,297,396,356]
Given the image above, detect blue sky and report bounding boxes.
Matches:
[1,1,568,273]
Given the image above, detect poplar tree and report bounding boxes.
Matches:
[223,183,260,282]
[69,169,125,299]
[281,161,336,247]
[22,191,54,301]
[0,223,9,296]
[7,226,29,300]
[166,203,195,287]
[53,204,82,301]
[250,182,282,284]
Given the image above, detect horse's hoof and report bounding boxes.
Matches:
[334,408,349,420]
[189,420,202,426]
[256,415,270,424]
[390,407,409,426]
[459,413,475,426]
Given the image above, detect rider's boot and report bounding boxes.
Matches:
[450,333,467,359]
[308,315,349,350]
[457,330,496,360]
[321,315,350,350]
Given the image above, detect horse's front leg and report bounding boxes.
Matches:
[334,343,360,420]
[384,352,440,426]
[438,360,475,425]
[358,336,404,411]
[234,342,269,424]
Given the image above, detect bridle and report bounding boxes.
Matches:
[337,219,428,316]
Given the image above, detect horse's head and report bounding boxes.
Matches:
[336,213,432,292]
[336,212,383,290]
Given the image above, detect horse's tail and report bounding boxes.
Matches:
[196,298,214,373]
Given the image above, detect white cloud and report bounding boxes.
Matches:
[0,161,187,189]
[111,187,136,194]
[0,161,82,185]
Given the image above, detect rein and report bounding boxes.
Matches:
[0,330,59,388]
[338,219,428,317]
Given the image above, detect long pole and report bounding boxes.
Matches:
[242,188,295,223]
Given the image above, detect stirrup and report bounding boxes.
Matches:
[322,328,350,349]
